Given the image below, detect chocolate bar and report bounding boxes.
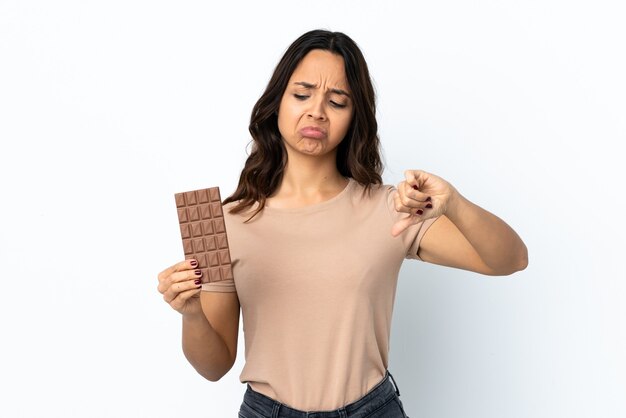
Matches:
[174,187,233,283]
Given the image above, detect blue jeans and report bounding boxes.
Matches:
[238,370,410,418]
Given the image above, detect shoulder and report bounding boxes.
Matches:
[348,179,396,201]
[223,200,251,217]
[347,180,398,213]
[222,200,239,213]
[222,199,262,225]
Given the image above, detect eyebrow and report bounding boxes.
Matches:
[293,81,351,98]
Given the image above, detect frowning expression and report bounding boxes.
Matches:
[277,49,354,158]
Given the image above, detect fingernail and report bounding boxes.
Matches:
[195,270,202,276]
[426,204,433,209]
[417,209,423,215]
[190,260,198,267]
[194,279,201,285]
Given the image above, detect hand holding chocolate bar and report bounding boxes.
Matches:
[156,259,203,316]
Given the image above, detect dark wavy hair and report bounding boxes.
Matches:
[224,29,383,221]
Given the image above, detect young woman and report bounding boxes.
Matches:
[157,29,528,418]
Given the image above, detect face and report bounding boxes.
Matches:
[277,49,353,159]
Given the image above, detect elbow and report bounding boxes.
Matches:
[518,253,529,272]
[495,248,529,276]
[198,363,232,382]
[515,244,529,272]
[203,372,224,382]
[183,351,234,383]
[502,260,527,276]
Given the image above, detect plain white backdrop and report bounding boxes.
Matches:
[1,1,624,417]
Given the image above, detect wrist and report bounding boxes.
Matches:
[444,189,466,220]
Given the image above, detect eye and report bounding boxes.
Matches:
[330,101,348,109]
[294,94,309,100]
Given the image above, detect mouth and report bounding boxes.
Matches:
[299,126,327,139]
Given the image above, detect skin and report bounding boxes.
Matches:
[157,259,239,381]
[156,45,528,384]
[268,49,353,208]
[393,170,528,275]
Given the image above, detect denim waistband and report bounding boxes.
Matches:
[242,370,401,418]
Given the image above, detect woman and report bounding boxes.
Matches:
[157,29,528,417]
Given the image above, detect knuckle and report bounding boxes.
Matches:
[169,271,180,283]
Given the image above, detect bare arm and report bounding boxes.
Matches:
[182,291,240,381]
[419,194,528,275]
[393,170,528,276]
[158,259,240,382]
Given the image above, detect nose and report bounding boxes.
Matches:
[306,96,327,121]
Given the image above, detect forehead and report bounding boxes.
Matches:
[289,49,349,89]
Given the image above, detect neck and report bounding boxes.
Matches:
[273,151,347,199]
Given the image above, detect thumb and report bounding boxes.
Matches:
[391,215,417,237]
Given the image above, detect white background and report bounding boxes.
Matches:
[1,1,624,417]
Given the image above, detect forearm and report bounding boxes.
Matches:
[445,192,528,274]
[182,313,233,381]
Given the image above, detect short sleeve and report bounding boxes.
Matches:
[385,185,440,261]
[405,216,439,260]
[201,279,237,292]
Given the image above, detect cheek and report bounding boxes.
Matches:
[277,115,287,139]
[336,114,353,138]
[278,98,296,121]
[276,100,288,134]
[277,111,296,141]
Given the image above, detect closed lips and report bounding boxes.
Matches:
[299,126,327,138]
